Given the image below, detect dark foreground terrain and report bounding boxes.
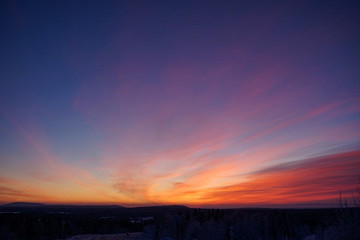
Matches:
[0,202,359,240]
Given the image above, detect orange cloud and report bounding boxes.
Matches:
[194,150,360,207]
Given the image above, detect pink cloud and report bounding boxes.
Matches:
[197,150,360,207]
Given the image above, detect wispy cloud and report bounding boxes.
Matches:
[196,150,360,207]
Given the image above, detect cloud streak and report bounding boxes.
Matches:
[195,150,360,207]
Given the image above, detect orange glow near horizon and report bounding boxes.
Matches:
[1,150,359,207]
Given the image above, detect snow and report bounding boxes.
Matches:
[66,232,151,240]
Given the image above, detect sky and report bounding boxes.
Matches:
[0,1,360,208]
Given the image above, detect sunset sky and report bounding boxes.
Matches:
[0,1,359,207]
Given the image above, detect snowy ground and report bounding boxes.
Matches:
[66,232,152,240]
[66,232,316,240]
[302,235,316,240]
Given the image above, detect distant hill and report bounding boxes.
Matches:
[1,202,188,210]
[2,202,45,207]
[0,202,190,217]
[133,205,189,210]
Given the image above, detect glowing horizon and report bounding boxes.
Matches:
[0,1,359,207]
